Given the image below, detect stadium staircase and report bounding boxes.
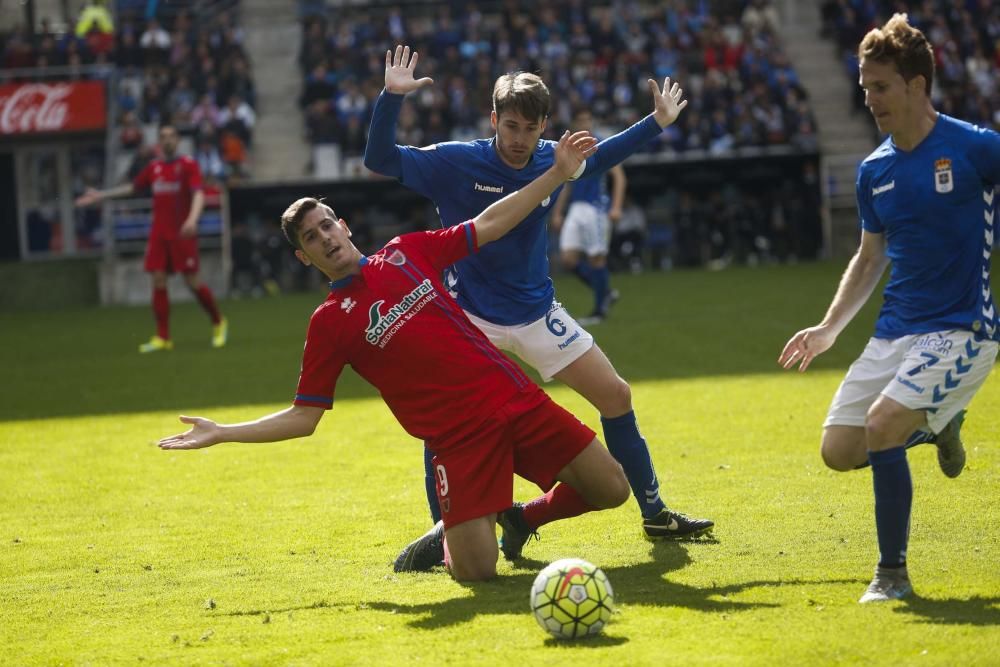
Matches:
[780,3,877,257]
[241,0,310,182]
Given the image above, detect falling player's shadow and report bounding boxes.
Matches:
[366,541,857,631]
[893,594,1000,626]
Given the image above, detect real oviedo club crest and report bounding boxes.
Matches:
[934,158,953,194]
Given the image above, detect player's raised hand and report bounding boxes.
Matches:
[384,45,434,95]
[648,77,688,128]
[158,415,222,450]
[553,130,598,181]
[778,325,837,372]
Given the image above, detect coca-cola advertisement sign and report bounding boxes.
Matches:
[0,81,106,135]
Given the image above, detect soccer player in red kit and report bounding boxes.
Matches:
[76,124,227,353]
[157,131,630,582]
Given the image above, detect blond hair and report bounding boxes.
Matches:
[858,13,934,95]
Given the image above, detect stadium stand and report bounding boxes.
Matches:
[822,0,999,134]
[298,0,818,165]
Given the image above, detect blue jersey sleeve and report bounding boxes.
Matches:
[856,166,882,234]
[363,89,405,179]
[579,115,662,178]
[397,142,468,200]
[968,124,1000,186]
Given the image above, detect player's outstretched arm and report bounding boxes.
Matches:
[158,405,324,450]
[364,44,433,178]
[778,231,889,372]
[474,131,597,245]
[74,183,136,207]
[576,78,688,179]
[384,44,434,95]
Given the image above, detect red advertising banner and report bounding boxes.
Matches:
[0,80,106,136]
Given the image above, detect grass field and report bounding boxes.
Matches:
[2,262,999,665]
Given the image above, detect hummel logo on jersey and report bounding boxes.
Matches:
[340,297,356,313]
[474,182,504,194]
[872,181,895,196]
[365,279,437,348]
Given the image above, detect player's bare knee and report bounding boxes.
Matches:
[589,464,629,509]
[607,466,630,507]
[598,377,632,417]
[864,409,906,449]
[820,443,856,472]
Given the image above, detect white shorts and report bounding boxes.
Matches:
[464,302,595,382]
[825,330,997,434]
[559,202,610,257]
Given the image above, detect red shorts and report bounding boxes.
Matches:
[429,387,596,529]
[144,235,199,274]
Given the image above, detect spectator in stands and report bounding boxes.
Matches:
[75,1,114,40]
[218,94,255,146]
[119,110,143,149]
[116,25,143,68]
[220,56,256,109]
[139,18,171,66]
[190,92,221,131]
[301,61,338,108]
[195,134,226,185]
[167,74,197,129]
[305,99,339,144]
[220,130,249,180]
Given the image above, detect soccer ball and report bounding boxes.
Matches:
[529,558,614,639]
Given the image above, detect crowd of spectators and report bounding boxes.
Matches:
[0,0,255,185]
[822,0,1000,132]
[298,0,818,172]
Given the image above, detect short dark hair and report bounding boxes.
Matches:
[858,13,934,95]
[492,72,550,122]
[280,196,326,250]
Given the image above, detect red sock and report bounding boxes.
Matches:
[152,287,170,339]
[194,284,222,324]
[521,484,597,530]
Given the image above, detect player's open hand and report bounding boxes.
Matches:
[158,415,221,450]
[553,130,598,181]
[75,187,101,207]
[778,325,837,372]
[649,77,688,128]
[384,45,434,95]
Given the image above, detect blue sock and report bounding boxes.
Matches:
[601,411,665,519]
[853,429,933,470]
[869,446,912,568]
[573,260,594,289]
[592,266,610,314]
[423,445,441,524]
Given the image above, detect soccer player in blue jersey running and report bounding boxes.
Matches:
[551,107,627,325]
[365,45,713,557]
[779,14,1000,603]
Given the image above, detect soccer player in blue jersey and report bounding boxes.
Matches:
[365,45,713,556]
[551,107,626,325]
[779,14,1000,603]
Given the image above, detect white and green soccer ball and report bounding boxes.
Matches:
[529,558,614,639]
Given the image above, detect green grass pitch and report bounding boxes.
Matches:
[2,262,998,665]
